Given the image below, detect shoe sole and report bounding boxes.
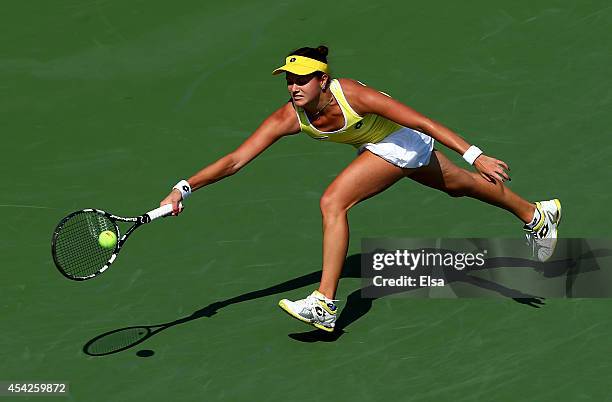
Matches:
[553,199,562,226]
[537,199,562,262]
[278,300,335,332]
[547,198,561,261]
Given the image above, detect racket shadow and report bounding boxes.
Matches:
[83,268,330,356]
[82,304,221,356]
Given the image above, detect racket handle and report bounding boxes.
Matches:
[146,202,183,222]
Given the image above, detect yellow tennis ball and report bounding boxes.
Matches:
[98,230,117,249]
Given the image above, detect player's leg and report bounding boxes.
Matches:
[408,149,561,261]
[407,149,535,223]
[317,150,406,299]
[278,150,405,331]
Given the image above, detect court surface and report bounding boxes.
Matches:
[2,1,612,400]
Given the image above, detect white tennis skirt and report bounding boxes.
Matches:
[357,127,435,168]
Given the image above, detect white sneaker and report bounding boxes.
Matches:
[524,199,562,262]
[278,290,337,332]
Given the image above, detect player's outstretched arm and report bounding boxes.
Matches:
[160,102,300,213]
[342,79,510,184]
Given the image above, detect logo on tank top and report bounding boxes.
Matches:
[355,121,363,129]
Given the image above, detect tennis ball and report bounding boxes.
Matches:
[98,230,117,249]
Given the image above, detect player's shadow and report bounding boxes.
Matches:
[83,242,611,354]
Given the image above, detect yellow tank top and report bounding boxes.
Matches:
[294,79,401,148]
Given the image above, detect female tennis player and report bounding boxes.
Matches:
[160,46,561,332]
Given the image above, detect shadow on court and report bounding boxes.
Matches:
[83,244,611,354]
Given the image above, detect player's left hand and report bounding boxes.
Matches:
[473,154,511,184]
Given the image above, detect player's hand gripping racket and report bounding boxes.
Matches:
[51,203,181,281]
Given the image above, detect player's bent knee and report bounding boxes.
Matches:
[320,193,350,217]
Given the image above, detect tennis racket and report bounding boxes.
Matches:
[51,203,181,281]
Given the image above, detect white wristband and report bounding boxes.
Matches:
[462,145,483,165]
[173,179,192,200]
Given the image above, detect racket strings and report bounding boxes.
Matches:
[53,211,117,278]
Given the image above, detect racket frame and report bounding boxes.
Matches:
[51,205,173,281]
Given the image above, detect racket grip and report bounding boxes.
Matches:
[146,202,183,222]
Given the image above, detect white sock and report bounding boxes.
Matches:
[525,206,541,229]
[313,290,338,303]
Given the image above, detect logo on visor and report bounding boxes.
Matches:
[290,57,296,62]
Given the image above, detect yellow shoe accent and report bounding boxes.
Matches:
[313,322,335,332]
[532,202,546,232]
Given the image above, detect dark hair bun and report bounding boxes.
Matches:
[288,46,329,63]
[316,45,329,57]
